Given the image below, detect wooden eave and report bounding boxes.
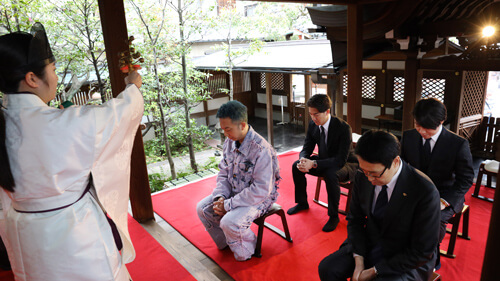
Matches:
[308,0,499,44]
[366,51,406,61]
[422,42,463,58]
[365,41,465,61]
[421,56,500,71]
[309,1,423,41]
[393,0,500,39]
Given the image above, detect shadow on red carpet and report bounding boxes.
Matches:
[126,215,195,281]
[151,151,492,281]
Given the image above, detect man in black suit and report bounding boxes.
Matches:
[400,98,474,268]
[287,94,355,232]
[319,130,440,281]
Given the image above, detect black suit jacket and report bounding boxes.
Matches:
[401,128,474,213]
[347,161,440,276]
[299,117,352,171]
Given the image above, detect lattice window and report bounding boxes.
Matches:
[459,71,488,141]
[393,76,405,102]
[340,74,347,97]
[260,73,266,89]
[259,73,284,92]
[342,74,376,99]
[460,71,488,119]
[361,76,376,99]
[421,78,445,102]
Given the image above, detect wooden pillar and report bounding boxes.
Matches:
[336,75,343,120]
[452,71,466,133]
[481,168,500,281]
[327,81,335,116]
[203,100,209,126]
[347,4,363,134]
[98,0,154,222]
[265,73,274,146]
[285,74,293,115]
[402,51,420,132]
[304,74,312,133]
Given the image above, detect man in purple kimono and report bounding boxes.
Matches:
[196,101,280,261]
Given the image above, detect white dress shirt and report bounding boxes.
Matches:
[421,124,443,152]
[320,115,331,144]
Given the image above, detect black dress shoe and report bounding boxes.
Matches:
[322,217,339,232]
[287,203,309,215]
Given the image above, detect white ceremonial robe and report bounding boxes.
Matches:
[0,84,143,281]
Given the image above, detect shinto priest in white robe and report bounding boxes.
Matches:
[0,84,143,280]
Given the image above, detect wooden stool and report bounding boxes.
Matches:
[440,205,470,258]
[253,203,293,258]
[313,177,353,215]
[429,272,441,281]
[472,160,497,202]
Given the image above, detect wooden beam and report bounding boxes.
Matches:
[346,4,363,134]
[98,0,153,222]
[304,75,312,133]
[401,51,420,132]
[421,58,500,71]
[265,73,274,146]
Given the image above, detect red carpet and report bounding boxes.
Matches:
[152,150,493,281]
[0,270,13,281]
[126,215,195,281]
[439,186,494,281]
[0,215,194,281]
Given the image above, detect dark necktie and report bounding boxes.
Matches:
[319,126,327,159]
[421,138,431,173]
[372,185,388,221]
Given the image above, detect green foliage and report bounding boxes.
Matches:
[148,172,167,193]
[0,0,107,104]
[253,3,311,42]
[148,167,193,193]
[202,156,219,171]
[143,139,167,164]
[1,0,312,167]
[148,156,219,193]
[0,0,45,35]
[165,112,212,157]
[143,117,212,162]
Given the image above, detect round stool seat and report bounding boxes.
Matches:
[485,160,499,173]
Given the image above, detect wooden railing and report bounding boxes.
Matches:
[471,116,500,160]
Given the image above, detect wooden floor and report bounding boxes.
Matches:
[139,212,234,281]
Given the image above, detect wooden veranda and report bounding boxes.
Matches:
[96,1,500,280]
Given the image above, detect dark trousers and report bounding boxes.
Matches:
[0,237,10,270]
[292,156,345,219]
[436,206,456,266]
[318,243,435,281]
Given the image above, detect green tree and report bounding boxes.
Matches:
[128,0,179,179]
[0,0,44,34]
[167,0,212,173]
[253,2,311,41]
[48,0,107,103]
[209,2,263,99]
